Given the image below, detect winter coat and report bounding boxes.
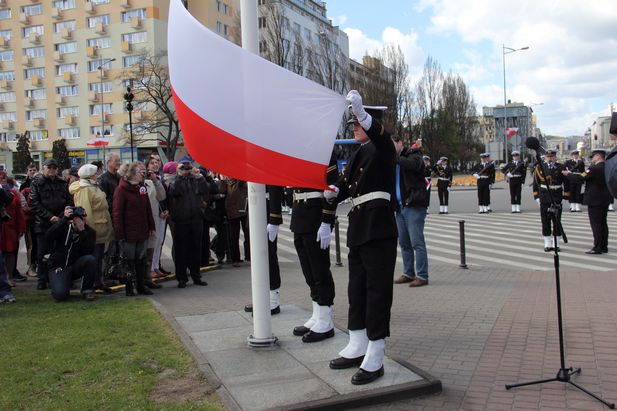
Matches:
[0,187,26,252]
[222,178,248,220]
[97,171,120,214]
[167,174,208,224]
[28,175,73,234]
[112,178,155,242]
[144,178,166,248]
[69,180,113,245]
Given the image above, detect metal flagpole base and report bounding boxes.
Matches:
[247,334,279,349]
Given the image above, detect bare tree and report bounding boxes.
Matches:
[313,28,348,93]
[413,56,444,158]
[119,50,181,160]
[259,0,291,68]
[381,45,409,135]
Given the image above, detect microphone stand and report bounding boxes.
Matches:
[505,150,615,409]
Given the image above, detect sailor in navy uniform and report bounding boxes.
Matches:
[563,148,612,254]
[474,153,495,213]
[291,152,339,343]
[501,150,526,213]
[324,91,397,385]
[433,156,452,214]
[532,149,565,252]
[563,150,585,212]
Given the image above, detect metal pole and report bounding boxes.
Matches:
[100,57,105,164]
[459,220,468,269]
[502,44,508,164]
[334,216,342,267]
[128,109,134,162]
[242,0,277,348]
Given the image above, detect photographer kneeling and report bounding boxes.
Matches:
[47,206,97,302]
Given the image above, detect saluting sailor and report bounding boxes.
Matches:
[473,153,495,213]
[324,90,397,385]
[433,156,453,214]
[501,150,526,213]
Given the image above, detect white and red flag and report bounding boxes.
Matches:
[86,134,109,147]
[168,0,347,189]
[506,127,519,139]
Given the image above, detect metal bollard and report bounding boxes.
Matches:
[334,216,343,267]
[459,220,468,269]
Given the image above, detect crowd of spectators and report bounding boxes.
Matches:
[0,152,252,303]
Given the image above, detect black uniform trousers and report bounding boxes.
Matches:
[540,202,563,237]
[477,183,490,206]
[173,221,203,283]
[347,238,397,341]
[437,181,449,206]
[569,182,583,203]
[509,178,523,205]
[588,205,609,251]
[228,216,250,263]
[294,232,335,306]
[268,237,281,290]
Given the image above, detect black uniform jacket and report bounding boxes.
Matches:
[533,162,565,203]
[567,162,612,206]
[266,185,284,226]
[502,160,527,183]
[432,164,453,185]
[474,162,495,186]
[564,159,586,173]
[398,147,428,208]
[335,119,397,247]
[290,152,338,234]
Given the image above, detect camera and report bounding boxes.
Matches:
[69,206,87,219]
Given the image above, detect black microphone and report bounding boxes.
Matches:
[525,137,546,154]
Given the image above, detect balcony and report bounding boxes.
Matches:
[63,71,73,83]
[95,22,106,34]
[131,17,142,29]
[98,69,109,79]
[0,37,9,48]
[1,120,13,130]
[22,56,32,67]
[99,113,109,124]
[64,115,76,125]
[0,79,11,90]
[24,97,34,107]
[86,46,97,58]
[19,13,30,25]
[28,32,41,45]
[88,90,98,102]
[120,0,131,8]
[33,118,45,128]
[51,8,62,20]
[60,28,72,40]
[31,75,42,87]
[55,94,66,105]
[85,2,95,14]
[54,51,63,62]
[121,41,131,53]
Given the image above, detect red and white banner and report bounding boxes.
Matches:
[86,135,109,146]
[506,127,519,139]
[168,0,347,189]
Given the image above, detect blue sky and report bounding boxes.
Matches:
[325,0,617,137]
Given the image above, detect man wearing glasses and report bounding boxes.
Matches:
[29,158,73,290]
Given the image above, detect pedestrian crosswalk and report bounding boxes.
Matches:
[269,211,617,273]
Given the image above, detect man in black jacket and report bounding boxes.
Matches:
[29,158,73,289]
[325,91,397,385]
[46,206,97,301]
[392,135,430,287]
[563,148,612,254]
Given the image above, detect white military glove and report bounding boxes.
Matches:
[473,173,479,179]
[267,223,278,242]
[316,222,332,250]
[323,185,339,202]
[346,90,372,130]
[535,198,541,205]
[507,172,513,178]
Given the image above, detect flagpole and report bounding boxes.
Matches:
[241,0,278,348]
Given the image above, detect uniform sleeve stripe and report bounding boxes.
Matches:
[322,210,336,215]
[269,213,282,218]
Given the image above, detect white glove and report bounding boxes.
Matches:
[535,198,540,205]
[490,184,493,189]
[316,222,332,250]
[267,223,278,242]
[323,185,339,202]
[507,172,513,178]
[473,173,479,179]
[447,186,451,192]
[346,90,372,129]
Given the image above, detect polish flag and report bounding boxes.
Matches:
[506,127,519,139]
[168,0,347,189]
[86,135,109,146]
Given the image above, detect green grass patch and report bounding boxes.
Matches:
[0,289,221,410]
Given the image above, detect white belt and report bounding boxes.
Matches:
[571,172,582,175]
[293,191,323,202]
[510,174,522,177]
[540,184,562,190]
[350,191,390,209]
[478,176,489,179]
[438,177,450,181]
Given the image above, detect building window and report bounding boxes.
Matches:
[89,103,112,116]
[57,106,80,118]
[87,60,110,72]
[89,0,110,4]
[23,47,44,58]
[58,127,80,139]
[87,15,110,28]
[87,37,111,49]
[89,82,112,93]
[304,28,311,42]
[258,17,266,29]
[56,63,78,76]
[0,9,11,20]
[224,24,229,36]
[53,0,76,10]
[22,25,45,38]
[25,89,47,100]
[216,0,222,12]
[21,4,43,16]
[224,4,229,15]
[0,132,17,142]
[54,20,76,33]
[293,22,301,34]
[216,21,222,33]
[121,9,146,23]
[29,130,48,141]
[0,112,16,121]
[55,42,77,54]
[0,50,13,62]
[90,125,113,136]
[0,92,16,102]
[121,32,147,44]
[24,67,45,79]
[0,30,11,40]
[26,110,46,121]
[0,71,15,81]
[56,85,78,97]
[123,55,144,67]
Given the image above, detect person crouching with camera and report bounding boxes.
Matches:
[47,206,98,302]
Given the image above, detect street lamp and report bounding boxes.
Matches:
[502,44,529,162]
[123,83,135,162]
[96,57,116,164]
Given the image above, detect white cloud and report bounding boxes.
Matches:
[418,0,617,135]
[333,15,347,26]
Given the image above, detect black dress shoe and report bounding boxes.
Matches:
[145,281,162,289]
[601,248,608,253]
[302,329,334,343]
[159,267,171,275]
[177,281,187,288]
[193,279,208,286]
[329,356,365,370]
[244,304,280,315]
[544,247,553,252]
[351,367,384,385]
[585,249,602,255]
[293,325,310,336]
